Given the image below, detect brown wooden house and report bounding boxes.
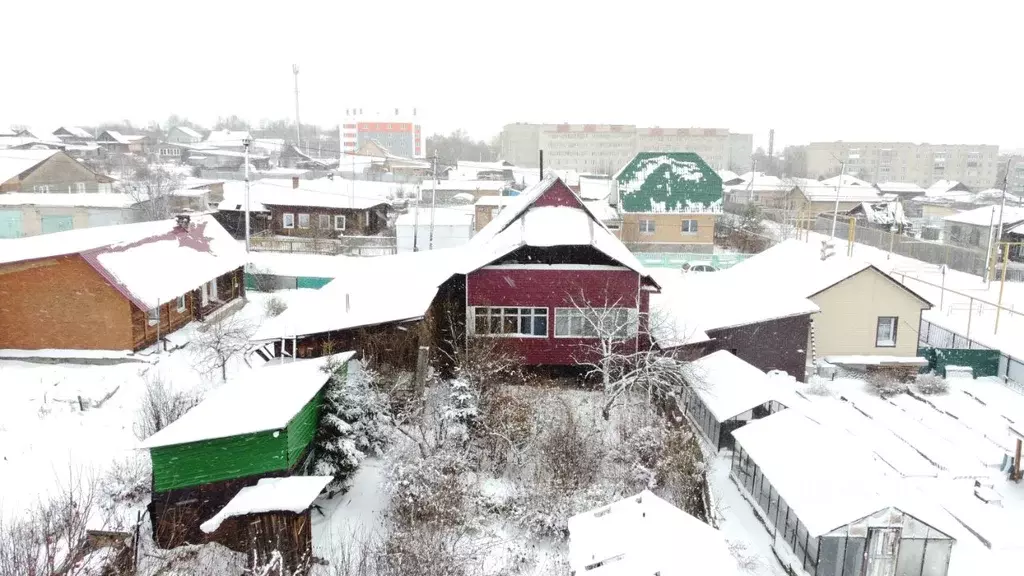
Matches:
[0,149,114,193]
[0,214,246,352]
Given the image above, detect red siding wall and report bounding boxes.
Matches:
[467,266,647,365]
[532,180,583,208]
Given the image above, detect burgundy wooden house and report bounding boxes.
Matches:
[253,176,661,368]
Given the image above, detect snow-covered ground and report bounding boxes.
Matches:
[0,290,311,522]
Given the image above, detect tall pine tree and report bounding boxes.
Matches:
[314,360,391,496]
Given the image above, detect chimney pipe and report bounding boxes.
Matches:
[345,293,350,313]
[175,213,191,230]
[292,176,299,189]
[539,150,544,180]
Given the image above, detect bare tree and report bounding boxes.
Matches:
[565,288,690,419]
[133,372,201,439]
[119,157,184,221]
[191,315,256,381]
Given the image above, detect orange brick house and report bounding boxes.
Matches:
[0,214,246,352]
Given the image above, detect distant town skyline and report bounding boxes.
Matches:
[3,0,1023,152]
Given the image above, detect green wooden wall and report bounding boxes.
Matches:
[150,430,289,492]
[918,347,1001,378]
[286,392,323,466]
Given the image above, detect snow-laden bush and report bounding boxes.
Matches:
[314,362,392,496]
[133,373,201,440]
[263,295,287,318]
[475,387,535,473]
[515,484,616,540]
[805,380,832,396]
[865,370,909,398]
[536,399,605,491]
[915,373,949,395]
[387,449,471,527]
[442,379,478,446]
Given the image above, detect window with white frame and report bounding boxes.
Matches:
[876,316,897,347]
[98,183,112,193]
[283,213,295,228]
[176,295,186,312]
[639,219,655,234]
[334,215,346,231]
[472,307,548,337]
[33,185,51,193]
[554,307,638,339]
[75,182,86,193]
[298,213,310,229]
[319,214,330,229]
[681,219,698,234]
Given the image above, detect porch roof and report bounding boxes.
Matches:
[685,351,785,422]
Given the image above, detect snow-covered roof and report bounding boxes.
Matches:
[821,174,873,188]
[578,176,614,201]
[141,353,354,449]
[723,172,790,194]
[796,182,883,203]
[53,126,92,139]
[423,179,508,192]
[218,180,391,212]
[474,195,516,207]
[568,490,737,576]
[616,152,722,214]
[850,200,908,227]
[924,179,968,197]
[716,169,739,183]
[172,126,203,140]
[200,476,332,533]
[731,409,958,538]
[0,192,138,209]
[204,129,252,145]
[0,149,59,183]
[876,181,926,195]
[583,200,620,224]
[0,215,246,310]
[685,351,784,422]
[943,205,1024,227]
[100,131,146,144]
[650,267,819,347]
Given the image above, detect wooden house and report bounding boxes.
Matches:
[141,353,354,547]
[0,149,114,194]
[96,130,149,154]
[615,152,723,253]
[200,476,331,574]
[166,126,204,145]
[51,126,95,145]
[0,214,245,352]
[253,176,662,368]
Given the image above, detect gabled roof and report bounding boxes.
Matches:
[171,126,203,140]
[578,176,614,201]
[0,192,138,209]
[201,476,333,533]
[685,351,787,422]
[924,179,970,197]
[794,180,882,203]
[52,126,92,139]
[875,181,926,195]
[0,149,60,183]
[0,215,245,310]
[98,130,146,144]
[943,205,1024,227]
[820,174,873,188]
[615,152,723,214]
[141,353,354,449]
[204,129,252,145]
[218,180,393,212]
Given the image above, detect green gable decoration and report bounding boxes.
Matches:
[142,352,355,493]
[616,152,723,213]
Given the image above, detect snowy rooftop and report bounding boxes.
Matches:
[140,353,354,449]
[204,129,252,144]
[925,180,967,197]
[796,182,883,203]
[684,351,785,422]
[54,126,92,139]
[943,205,1024,227]
[567,490,737,576]
[717,169,740,183]
[100,131,146,144]
[0,149,59,183]
[474,195,517,207]
[578,176,614,201]
[616,152,722,213]
[650,266,819,347]
[395,207,474,227]
[0,192,137,209]
[423,179,508,192]
[172,126,203,140]
[219,180,392,211]
[820,174,873,188]
[876,181,926,195]
[731,409,956,538]
[0,215,245,310]
[200,476,332,533]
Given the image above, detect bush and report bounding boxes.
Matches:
[133,374,201,440]
[536,400,604,492]
[805,380,832,396]
[386,449,470,527]
[915,373,949,395]
[263,295,287,318]
[865,370,909,398]
[475,387,535,473]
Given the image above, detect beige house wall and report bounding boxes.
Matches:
[810,267,928,358]
[619,213,716,245]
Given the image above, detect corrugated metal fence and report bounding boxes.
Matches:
[918,319,1024,394]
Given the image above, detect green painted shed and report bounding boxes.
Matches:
[141,351,354,547]
[615,152,723,213]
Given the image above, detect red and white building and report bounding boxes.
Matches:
[255,176,660,367]
[340,108,423,159]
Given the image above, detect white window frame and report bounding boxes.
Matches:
[74,182,86,193]
[471,306,548,338]
[33,185,51,193]
[554,307,638,339]
[283,212,295,229]
[334,215,346,231]
[319,214,330,229]
[681,219,698,234]
[298,213,311,229]
[176,295,186,313]
[639,219,655,235]
[876,316,898,347]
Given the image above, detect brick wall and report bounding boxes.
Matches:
[0,255,135,350]
[467,266,645,365]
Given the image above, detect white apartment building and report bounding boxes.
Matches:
[805,141,999,190]
[500,123,753,174]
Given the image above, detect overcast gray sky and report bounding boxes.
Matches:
[2,0,1021,150]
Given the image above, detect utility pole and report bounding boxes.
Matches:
[830,161,845,240]
[428,150,438,250]
[244,137,251,253]
[412,186,420,252]
[984,206,996,285]
[292,64,301,152]
[992,159,1011,281]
